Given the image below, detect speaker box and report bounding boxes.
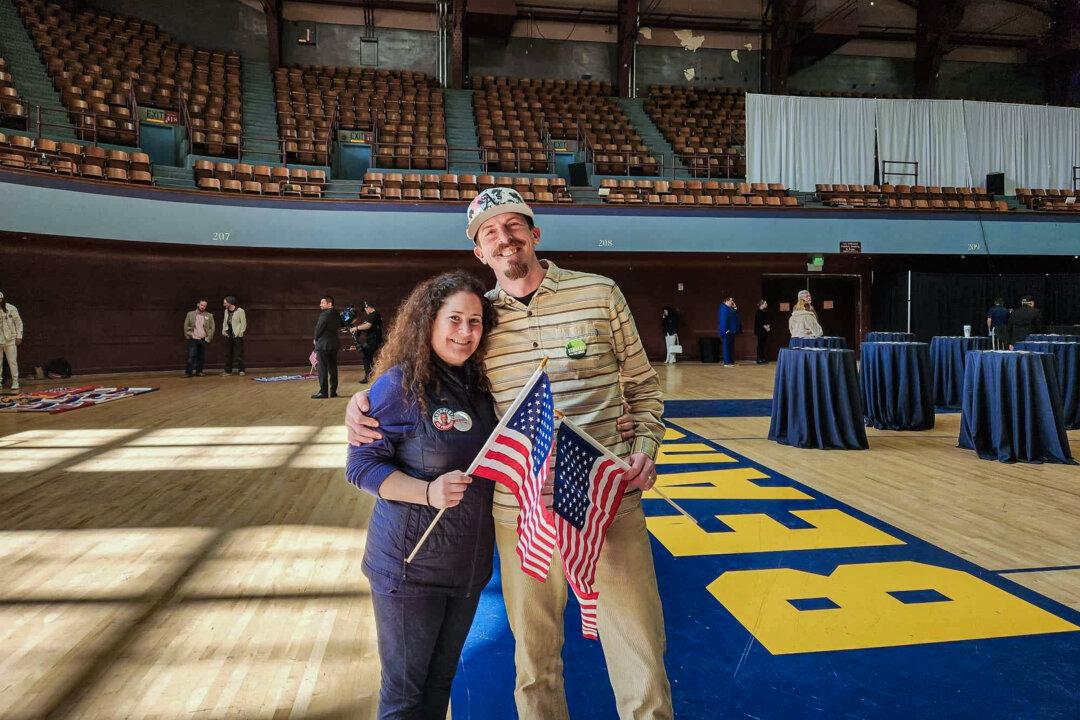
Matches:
[568,162,589,187]
[986,172,1005,196]
[698,337,721,363]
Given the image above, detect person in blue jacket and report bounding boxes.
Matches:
[346,270,499,720]
[718,296,742,366]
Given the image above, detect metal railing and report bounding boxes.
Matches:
[882,160,918,186]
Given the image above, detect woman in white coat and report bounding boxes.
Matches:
[788,290,823,339]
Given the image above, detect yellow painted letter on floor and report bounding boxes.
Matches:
[647,509,904,556]
[708,560,1079,654]
[656,443,735,466]
[645,467,812,501]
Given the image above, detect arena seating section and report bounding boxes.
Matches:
[274,66,445,168]
[1014,188,1080,211]
[0,2,1075,215]
[474,76,657,175]
[0,131,151,182]
[0,56,28,130]
[643,85,746,178]
[194,159,325,197]
[816,184,1008,211]
[16,0,241,152]
[358,172,571,203]
[601,179,797,206]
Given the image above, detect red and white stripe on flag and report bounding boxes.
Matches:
[470,367,557,581]
[554,448,627,639]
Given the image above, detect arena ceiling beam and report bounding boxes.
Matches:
[762,0,808,94]
[913,0,969,97]
[1030,0,1080,105]
[616,0,637,97]
[260,0,284,68]
[450,0,468,89]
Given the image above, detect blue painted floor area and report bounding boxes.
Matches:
[451,421,1080,719]
[665,399,775,417]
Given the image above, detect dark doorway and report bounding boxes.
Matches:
[760,275,861,360]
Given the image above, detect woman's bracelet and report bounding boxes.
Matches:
[425,482,431,507]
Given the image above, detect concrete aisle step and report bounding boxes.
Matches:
[0,0,77,138]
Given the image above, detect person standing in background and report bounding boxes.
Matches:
[0,290,24,392]
[352,299,384,384]
[788,290,823,339]
[183,299,215,377]
[313,294,341,399]
[1007,295,1043,347]
[754,299,771,364]
[221,296,248,376]
[662,306,679,364]
[986,297,1010,350]
[718,296,741,367]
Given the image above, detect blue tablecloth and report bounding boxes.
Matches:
[959,351,1074,464]
[769,348,868,450]
[860,342,935,431]
[1014,341,1080,430]
[1027,334,1080,344]
[865,332,915,343]
[789,336,848,349]
[930,336,992,409]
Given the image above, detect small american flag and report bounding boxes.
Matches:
[553,417,629,639]
[471,366,557,580]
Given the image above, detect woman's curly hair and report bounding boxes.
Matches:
[372,270,497,412]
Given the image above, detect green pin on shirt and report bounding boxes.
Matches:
[565,338,587,359]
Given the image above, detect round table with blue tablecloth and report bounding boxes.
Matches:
[769,348,868,450]
[860,342,934,431]
[1014,341,1080,430]
[1025,334,1080,344]
[864,332,915,343]
[789,336,848,350]
[930,336,992,409]
[958,350,1074,464]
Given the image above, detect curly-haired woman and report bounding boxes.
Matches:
[345,270,499,720]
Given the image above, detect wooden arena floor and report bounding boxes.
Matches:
[1,364,1077,719]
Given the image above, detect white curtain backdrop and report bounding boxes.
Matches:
[748,94,1080,191]
[963,101,1080,193]
[746,93,877,192]
[875,99,973,188]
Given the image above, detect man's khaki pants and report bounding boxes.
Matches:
[494,493,673,720]
[1,342,17,389]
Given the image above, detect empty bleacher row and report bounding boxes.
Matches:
[474,76,654,175]
[601,179,797,206]
[0,56,28,129]
[193,159,325,197]
[274,65,444,167]
[643,85,745,178]
[816,184,1008,211]
[16,0,241,151]
[359,172,571,203]
[0,131,151,182]
[1014,188,1080,211]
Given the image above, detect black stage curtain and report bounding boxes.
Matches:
[873,272,1080,341]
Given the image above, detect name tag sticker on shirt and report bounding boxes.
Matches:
[432,408,455,431]
[565,338,588,359]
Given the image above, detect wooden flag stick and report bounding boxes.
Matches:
[406,356,549,564]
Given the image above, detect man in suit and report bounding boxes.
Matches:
[718,296,741,367]
[313,294,342,399]
[1007,295,1043,347]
